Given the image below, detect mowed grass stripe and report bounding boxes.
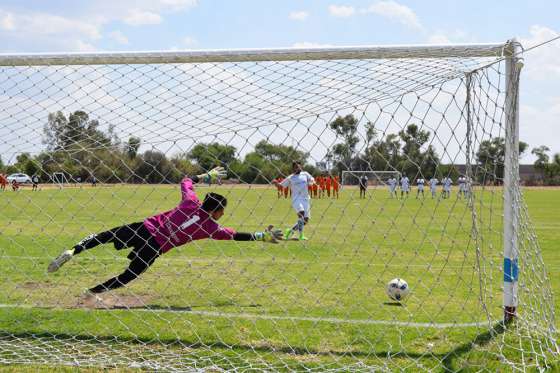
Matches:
[0,184,558,370]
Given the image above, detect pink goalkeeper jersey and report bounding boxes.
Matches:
[143,177,235,253]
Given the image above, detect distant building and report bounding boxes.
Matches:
[451,164,540,185]
[315,161,327,172]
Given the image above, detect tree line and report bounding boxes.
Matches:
[0,110,557,185]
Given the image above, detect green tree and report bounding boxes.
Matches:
[187,143,238,173]
[126,136,141,159]
[398,124,431,177]
[135,150,174,183]
[532,145,550,183]
[329,114,360,170]
[476,137,528,183]
[43,110,112,151]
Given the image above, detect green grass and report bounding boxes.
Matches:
[0,184,558,371]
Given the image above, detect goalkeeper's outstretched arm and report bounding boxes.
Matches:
[233,226,283,243]
[190,166,227,184]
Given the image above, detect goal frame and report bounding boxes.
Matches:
[0,41,520,322]
[0,41,532,369]
[52,172,69,188]
[341,170,401,187]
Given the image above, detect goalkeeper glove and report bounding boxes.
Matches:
[254,225,283,244]
[199,166,227,183]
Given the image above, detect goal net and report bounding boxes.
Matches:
[52,172,69,188]
[0,43,557,371]
[341,170,401,187]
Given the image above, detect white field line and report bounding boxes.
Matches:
[0,303,491,329]
[1,255,502,269]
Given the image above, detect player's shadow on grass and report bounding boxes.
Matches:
[439,321,508,371]
[0,331,431,362]
[112,302,263,312]
[0,320,509,368]
[383,301,404,307]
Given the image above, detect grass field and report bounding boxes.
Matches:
[0,183,558,371]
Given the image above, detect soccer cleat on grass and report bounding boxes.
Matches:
[284,228,293,240]
[298,234,308,241]
[47,249,75,273]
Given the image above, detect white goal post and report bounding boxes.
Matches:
[0,41,557,371]
[52,172,68,188]
[341,170,401,187]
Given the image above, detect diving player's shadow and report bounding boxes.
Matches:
[113,303,263,312]
[383,301,404,307]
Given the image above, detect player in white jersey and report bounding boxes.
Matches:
[387,177,398,198]
[429,177,439,199]
[274,161,315,241]
[400,175,410,199]
[416,178,425,199]
[457,176,466,199]
[442,177,452,199]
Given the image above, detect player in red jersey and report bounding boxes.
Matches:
[332,175,340,199]
[274,178,284,198]
[319,176,327,198]
[325,175,332,198]
[0,174,7,191]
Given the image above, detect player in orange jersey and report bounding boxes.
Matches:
[312,178,319,198]
[315,176,322,198]
[318,175,326,198]
[325,175,332,198]
[274,178,283,198]
[283,183,290,198]
[0,174,7,191]
[332,175,340,198]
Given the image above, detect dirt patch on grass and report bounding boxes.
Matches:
[72,293,155,310]
[16,281,57,290]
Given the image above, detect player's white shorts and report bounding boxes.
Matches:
[401,185,410,192]
[417,185,424,191]
[292,199,311,218]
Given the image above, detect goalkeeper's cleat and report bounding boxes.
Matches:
[298,234,308,241]
[47,249,75,273]
[284,228,293,240]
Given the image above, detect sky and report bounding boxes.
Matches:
[0,0,558,163]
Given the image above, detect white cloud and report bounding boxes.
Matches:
[516,26,560,158]
[158,0,198,11]
[26,13,102,39]
[328,5,355,18]
[108,30,129,45]
[0,2,200,52]
[362,1,422,30]
[427,30,471,45]
[0,9,102,52]
[0,10,15,31]
[292,42,334,48]
[289,11,309,21]
[519,25,560,80]
[123,9,162,26]
[427,33,451,45]
[182,36,197,47]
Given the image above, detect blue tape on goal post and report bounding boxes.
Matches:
[504,258,519,282]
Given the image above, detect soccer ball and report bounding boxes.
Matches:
[386,278,410,302]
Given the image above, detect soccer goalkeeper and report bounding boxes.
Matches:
[47,167,282,294]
